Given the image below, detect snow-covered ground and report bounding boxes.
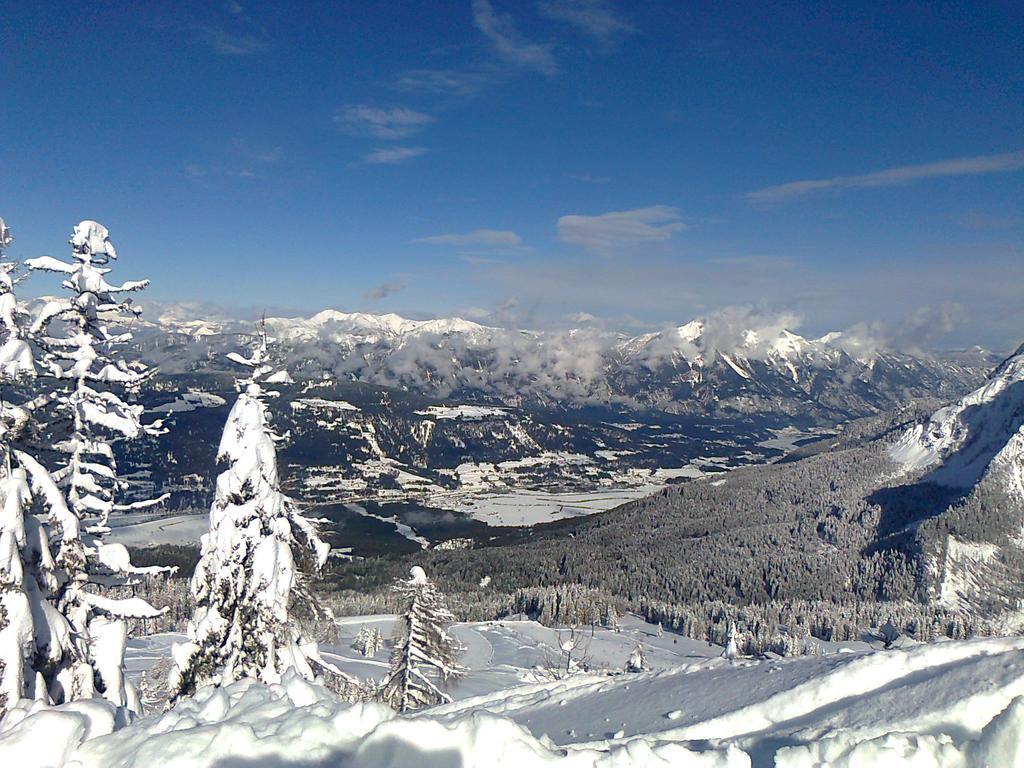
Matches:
[105,513,210,548]
[415,404,509,420]
[5,614,1021,767]
[442,487,665,526]
[148,391,226,414]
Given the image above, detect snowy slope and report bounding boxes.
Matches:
[3,617,1023,767]
[890,342,1024,488]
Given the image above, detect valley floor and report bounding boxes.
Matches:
[4,615,1023,767]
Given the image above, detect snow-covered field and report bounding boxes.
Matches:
[415,404,509,420]
[440,487,665,526]
[6,614,1023,767]
[105,513,210,548]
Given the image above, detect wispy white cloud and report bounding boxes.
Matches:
[413,229,523,247]
[393,68,491,96]
[836,303,968,356]
[413,229,528,259]
[362,146,428,165]
[184,137,283,179]
[557,206,686,252]
[334,105,435,139]
[539,0,634,45]
[748,150,1024,204]
[472,0,557,75]
[193,1,269,55]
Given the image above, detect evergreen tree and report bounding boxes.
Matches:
[168,327,350,702]
[879,617,901,649]
[0,217,65,714]
[352,625,385,657]
[23,220,171,713]
[352,626,371,655]
[723,621,740,660]
[381,566,462,712]
[601,602,620,631]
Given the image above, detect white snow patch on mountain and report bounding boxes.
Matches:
[417,404,509,420]
[148,391,226,414]
[290,396,360,412]
[265,309,492,344]
[890,344,1024,488]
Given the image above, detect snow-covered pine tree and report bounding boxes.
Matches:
[625,642,649,673]
[601,602,620,631]
[723,621,740,660]
[381,566,463,712]
[352,625,385,657]
[352,626,371,655]
[24,220,171,713]
[879,618,901,649]
[0,222,58,712]
[0,466,64,714]
[0,220,36,383]
[0,217,71,715]
[371,626,385,655]
[168,325,351,702]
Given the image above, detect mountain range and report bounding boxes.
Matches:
[115,306,1024,640]
[130,306,995,421]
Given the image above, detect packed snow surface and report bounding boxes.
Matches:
[105,513,210,548]
[4,615,1024,767]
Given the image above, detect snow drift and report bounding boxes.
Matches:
[2,635,1024,767]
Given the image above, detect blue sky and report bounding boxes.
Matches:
[2,1,1022,348]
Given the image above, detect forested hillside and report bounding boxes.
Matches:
[321,353,1024,646]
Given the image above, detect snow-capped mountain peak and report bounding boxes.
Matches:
[264,310,492,343]
[676,319,703,343]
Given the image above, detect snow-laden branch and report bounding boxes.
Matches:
[15,450,80,541]
[94,542,177,577]
[25,255,76,274]
[112,492,170,512]
[79,590,167,619]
